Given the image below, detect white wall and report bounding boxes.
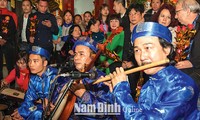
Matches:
[74,0,94,15]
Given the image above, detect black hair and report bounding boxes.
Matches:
[68,24,82,39]
[151,0,163,3]
[150,0,163,7]
[37,0,49,3]
[84,11,93,17]
[98,3,110,25]
[114,0,126,7]
[86,18,99,32]
[22,0,33,7]
[108,14,121,31]
[158,38,176,65]
[15,51,29,78]
[63,10,73,18]
[73,14,82,23]
[127,3,145,14]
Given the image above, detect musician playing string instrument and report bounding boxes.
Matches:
[11,46,58,120]
[106,22,200,119]
[0,50,30,92]
[52,37,113,119]
[98,14,124,74]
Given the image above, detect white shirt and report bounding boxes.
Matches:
[21,17,28,42]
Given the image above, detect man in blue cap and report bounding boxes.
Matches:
[51,37,113,120]
[11,46,58,120]
[107,22,200,119]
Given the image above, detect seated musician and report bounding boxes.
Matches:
[52,37,113,120]
[1,50,30,91]
[11,46,58,120]
[107,22,200,119]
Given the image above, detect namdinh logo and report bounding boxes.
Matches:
[74,102,121,115]
[74,102,142,116]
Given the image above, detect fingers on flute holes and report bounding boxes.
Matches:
[103,82,108,86]
[109,73,113,79]
[119,67,124,72]
[113,71,117,76]
[100,75,104,78]
[107,80,112,85]
[115,67,119,73]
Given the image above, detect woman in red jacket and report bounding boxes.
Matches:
[1,51,30,91]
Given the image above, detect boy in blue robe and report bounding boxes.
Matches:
[11,46,58,120]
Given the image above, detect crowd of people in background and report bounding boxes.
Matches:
[0,0,200,119]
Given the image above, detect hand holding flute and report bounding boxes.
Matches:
[93,59,170,85]
[98,59,170,92]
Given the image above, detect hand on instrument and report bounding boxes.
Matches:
[43,98,55,115]
[49,103,55,112]
[110,67,127,88]
[0,79,8,88]
[70,80,86,98]
[103,76,113,92]
[43,98,48,110]
[11,109,23,120]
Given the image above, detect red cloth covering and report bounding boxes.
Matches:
[5,68,30,91]
[0,8,18,28]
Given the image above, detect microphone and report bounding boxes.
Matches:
[50,61,74,68]
[50,62,69,67]
[60,71,97,79]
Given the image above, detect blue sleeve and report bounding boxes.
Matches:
[78,82,113,104]
[18,78,39,119]
[113,81,197,120]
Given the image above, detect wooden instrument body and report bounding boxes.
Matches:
[0,87,25,100]
[54,43,103,119]
[52,81,76,120]
[0,87,25,115]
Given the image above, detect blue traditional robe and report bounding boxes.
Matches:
[113,65,200,120]
[18,66,58,120]
[52,68,114,120]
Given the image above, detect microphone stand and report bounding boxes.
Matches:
[48,78,74,120]
[42,68,62,120]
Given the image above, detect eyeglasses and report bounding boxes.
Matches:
[176,9,184,13]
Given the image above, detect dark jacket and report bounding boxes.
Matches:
[121,10,133,61]
[144,9,154,22]
[18,14,24,43]
[0,11,16,44]
[26,11,58,53]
